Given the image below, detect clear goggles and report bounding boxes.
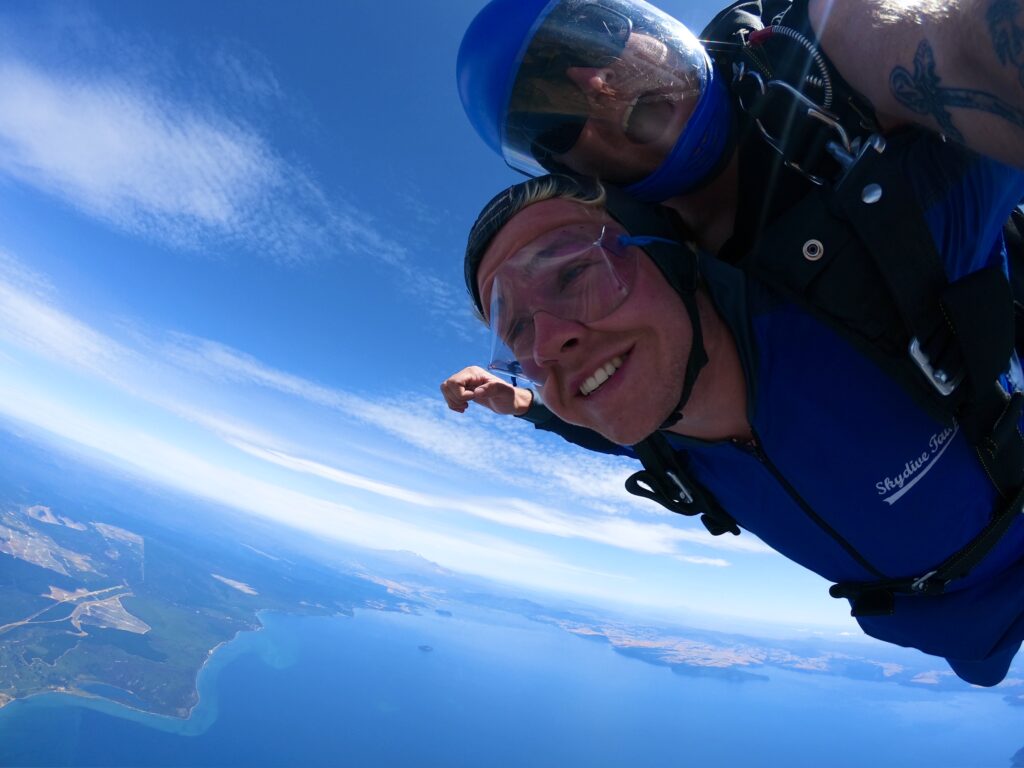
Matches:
[486,220,640,386]
[502,0,708,178]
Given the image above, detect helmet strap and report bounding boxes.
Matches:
[597,185,711,431]
[658,289,707,429]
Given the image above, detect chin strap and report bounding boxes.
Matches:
[607,195,711,430]
[659,288,708,428]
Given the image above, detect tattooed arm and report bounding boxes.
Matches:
[808,0,1024,168]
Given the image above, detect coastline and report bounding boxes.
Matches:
[0,607,358,725]
[185,615,268,719]
[0,616,270,730]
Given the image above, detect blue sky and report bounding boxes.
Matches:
[0,0,867,639]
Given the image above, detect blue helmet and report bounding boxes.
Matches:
[456,0,552,156]
[456,0,733,201]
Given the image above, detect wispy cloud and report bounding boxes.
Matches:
[676,555,730,567]
[165,334,661,507]
[228,440,767,558]
[0,378,630,600]
[0,15,466,323]
[159,330,776,559]
[0,252,775,572]
[0,54,423,270]
[0,250,134,377]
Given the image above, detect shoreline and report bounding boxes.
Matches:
[0,618,270,724]
[185,616,268,719]
[0,606,373,723]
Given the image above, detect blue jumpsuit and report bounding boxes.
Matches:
[533,135,1024,685]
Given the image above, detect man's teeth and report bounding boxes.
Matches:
[580,356,624,396]
[622,100,637,134]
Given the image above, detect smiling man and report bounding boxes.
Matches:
[444,170,1024,687]
[473,195,734,446]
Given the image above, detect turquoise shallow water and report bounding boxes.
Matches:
[0,606,1021,767]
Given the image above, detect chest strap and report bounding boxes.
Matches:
[830,475,1024,615]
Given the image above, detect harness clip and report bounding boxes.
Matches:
[666,470,694,504]
[910,569,946,594]
[908,338,964,396]
[833,134,888,191]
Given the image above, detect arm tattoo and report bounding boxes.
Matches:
[988,0,1024,89]
[890,39,1024,143]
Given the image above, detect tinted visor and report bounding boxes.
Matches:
[502,0,707,178]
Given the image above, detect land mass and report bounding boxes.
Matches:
[0,503,418,718]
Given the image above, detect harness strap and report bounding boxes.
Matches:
[816,138,1024,613]
[626,434,741,537]
[833,135,966,392]
[831,474,1024,616]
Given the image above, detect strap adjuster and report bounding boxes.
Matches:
[665,470,694,504]
[908,337,963,396]
[910,569,947,594]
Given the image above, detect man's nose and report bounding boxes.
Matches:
[566,66,615,99]
[531,310,584,365]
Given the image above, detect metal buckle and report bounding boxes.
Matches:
[733,64,853,186]
[908,337,963,396]
[666,470,694,505]
[911,569,943,593]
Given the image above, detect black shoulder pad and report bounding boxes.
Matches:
[700,0,765,43]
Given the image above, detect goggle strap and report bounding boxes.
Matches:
[617,234,678,248]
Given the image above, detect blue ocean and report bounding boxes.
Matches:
[0,606,1021,768]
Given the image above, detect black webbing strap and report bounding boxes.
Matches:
[831,477,1024,616]
[835,135,1022,480]
[824,143,1024,613]
[833,135,953,373]
[626,434,741,537]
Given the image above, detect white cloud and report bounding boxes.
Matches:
[230,440,772,557]
[0,49,464,322]
[0,257,133,377]
[676,555,730,567]
[0,255,774,585]
[0,61,279,241]
[0,378,624,598]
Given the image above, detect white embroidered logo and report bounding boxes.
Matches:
[875,424,958,505]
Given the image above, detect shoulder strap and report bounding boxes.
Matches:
[707,3,1024,610]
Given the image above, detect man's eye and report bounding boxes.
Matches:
[504,317,529,344]
[558,259,596,290]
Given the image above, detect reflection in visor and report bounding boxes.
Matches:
[487,222,638,385]
[509,5,633,156]
[503,0,709,179]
